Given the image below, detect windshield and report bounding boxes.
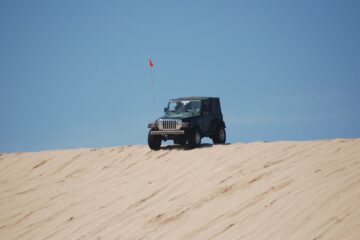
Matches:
[165,100,201,117]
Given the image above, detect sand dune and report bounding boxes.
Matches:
[1,139,360,240]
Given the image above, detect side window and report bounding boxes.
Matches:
[213,100,220,115]
[202,100,210,116]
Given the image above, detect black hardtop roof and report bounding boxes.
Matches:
[170,96,219,101]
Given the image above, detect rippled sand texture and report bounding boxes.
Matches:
[1,139,360,240]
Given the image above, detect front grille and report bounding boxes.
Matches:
[163,120,176,130]
[157,119,182,130]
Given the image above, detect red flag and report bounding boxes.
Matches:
[149,59,154,68]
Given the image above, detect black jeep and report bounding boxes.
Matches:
[147,96,226,150]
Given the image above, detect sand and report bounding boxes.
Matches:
[0,139,360,240]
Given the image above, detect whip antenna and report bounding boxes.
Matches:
[149,58,157,117]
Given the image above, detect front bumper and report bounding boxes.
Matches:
[150,130,185,135]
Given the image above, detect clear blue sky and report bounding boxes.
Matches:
[1,0,359,152]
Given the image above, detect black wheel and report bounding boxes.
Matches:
[213,125,226,144]
[173,138,187,146]
[148,130,161,150]
[188,128,201,149]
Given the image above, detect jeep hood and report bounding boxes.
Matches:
[157,115,199,122]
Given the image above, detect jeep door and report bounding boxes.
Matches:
[201,100,212,135]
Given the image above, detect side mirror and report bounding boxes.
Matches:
[164,107,168,112]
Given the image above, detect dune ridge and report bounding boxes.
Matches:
[1,139,360,240]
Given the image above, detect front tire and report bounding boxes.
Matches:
[213,126,226,144]
[148,130,161,150]
[188,128,201,149]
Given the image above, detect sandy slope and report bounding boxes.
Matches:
[0,139,360,240]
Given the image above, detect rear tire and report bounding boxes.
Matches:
[188,128,201,149]
[148,130,161,150]
[213,125,226,144]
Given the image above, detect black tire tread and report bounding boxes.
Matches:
[213,125,226,144]
[148,130,161,150]
[188,128,201,149]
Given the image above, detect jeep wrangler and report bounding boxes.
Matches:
[147,97,226,150]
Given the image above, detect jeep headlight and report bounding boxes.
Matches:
[181,122,190,128]
[176,120,182,125]
[156,120,162,127]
